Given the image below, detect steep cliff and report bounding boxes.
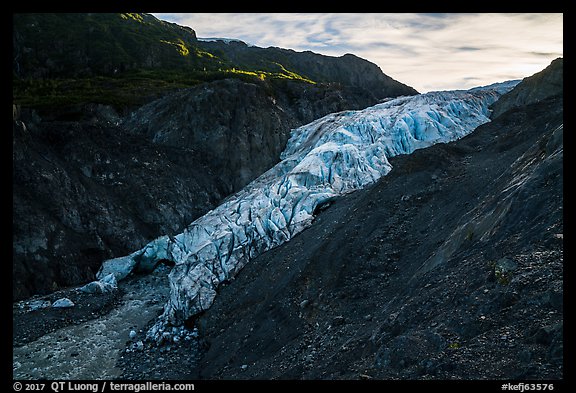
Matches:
[12,106,230,300]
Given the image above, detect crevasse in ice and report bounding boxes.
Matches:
[96,82,518,339]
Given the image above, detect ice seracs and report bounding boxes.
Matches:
[97,81,519,340]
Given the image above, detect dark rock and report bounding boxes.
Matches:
[12,112,229,300]
[331,316,346,326]
[491,58,562,119]
[497,289,521,310]
[374,331,445,370]
[518,349,532,364]
[545,125,563,156]
[495,257,518,274]
[548,335,563,361]
[528,323,562,346]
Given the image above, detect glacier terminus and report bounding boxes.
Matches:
[96,81,520,340]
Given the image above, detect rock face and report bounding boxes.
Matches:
[490,57,563,118]
[194,62,563,380]
[12,107,229,300]
[123,78,388,193]
[97,82,516,339]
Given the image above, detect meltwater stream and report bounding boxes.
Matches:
[13,267,171,379]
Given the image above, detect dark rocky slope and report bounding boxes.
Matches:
[12,106,229,300]
[123,77,388,192]
[190,62,563,380]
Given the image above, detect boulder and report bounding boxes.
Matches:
[52,298,75,308]
[78,273,118,294]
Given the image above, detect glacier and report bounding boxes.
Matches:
[96,82,519,340]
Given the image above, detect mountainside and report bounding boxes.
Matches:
[12,59,563,382]
[12,13,417,300]
[121,78,394,192]
[13,13,417,114]
[13,13,201,79]
[196,39,418,100]
[189,58,563,380]
[490,57,563,118]
[12,106,229,300]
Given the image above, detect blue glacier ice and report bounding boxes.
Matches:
[96,81,519,340]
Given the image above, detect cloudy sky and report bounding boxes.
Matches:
[152,13,563,93]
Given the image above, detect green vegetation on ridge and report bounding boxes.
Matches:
[13,67,317,113]
[13,13,318,113]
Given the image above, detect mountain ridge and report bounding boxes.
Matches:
[13,13,417,114]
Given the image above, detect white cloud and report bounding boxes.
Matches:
[153,13,563,92]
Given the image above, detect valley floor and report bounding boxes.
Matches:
[13,267,173,379]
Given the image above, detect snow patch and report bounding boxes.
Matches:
[197,37,254,47]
